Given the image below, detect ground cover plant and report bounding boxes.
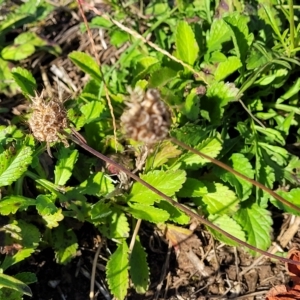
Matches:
[1,0,300,299]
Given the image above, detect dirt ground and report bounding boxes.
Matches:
[1,3,299,300]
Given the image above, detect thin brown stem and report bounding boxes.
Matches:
[69,133,300,266]
[170,137,300,214]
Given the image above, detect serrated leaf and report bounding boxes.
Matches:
[1,220,40,270]
[54,148,78,185]
[202,81,239,123]
[127,203,170,223]
[183,88,200,121]
[258,142,288,165]
[91,201,112,220]
[198,183,239,215]
[224,13,253,62]
[208,214,246,246]
[177,178,207,197]
[218,153,254,201]
[69,51,102,82]
[0,146,33,187]
[207,19,231,52]
[255,127,285,146]
[106,241,129,300]
[1,43,35,60]
[129,170,186,204]
[11,67,36,96]
[157,200,190,224]
[133,56,160,82]
[174,137,222,170]
[36,195,57,215]
[145,141,181,171]
[80,100,106,124]
[214,56,242,81]
[130,238,149,294]
[0,273,32,296]
[98,208,129,239]
[0,196,36,215]
[271,188,300,215]
[14,272,37,285]
[175,21,199,65]
[42,209,64,229]
[52,224,78,264]
[234,203,272,256]
[77,172,114,196]
[148,67,177,87]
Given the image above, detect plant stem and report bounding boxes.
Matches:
[289,0,295,53]
[70,133,300,266]
[170,137,300,214]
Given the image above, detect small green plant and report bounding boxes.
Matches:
[0,0,60,95]
[2,0,300,299]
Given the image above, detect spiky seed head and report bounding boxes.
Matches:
[28,91,68,144]
[121,87,171,144]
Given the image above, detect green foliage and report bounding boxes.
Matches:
[3,0,300,299]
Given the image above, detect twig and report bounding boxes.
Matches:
[90,241,103,300]
[68,132,300,266]
[170,136,300,214]
[128,219,142,256]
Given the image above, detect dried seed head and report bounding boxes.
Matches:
[28,91,68,144]
[121,87,171,144]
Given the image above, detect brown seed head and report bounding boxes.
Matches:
[121,87,171,144]
[28,91,68,144]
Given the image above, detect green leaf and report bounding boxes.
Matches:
[129,170,186,204]
[157,201,190,225]
[80,100,106,124]
[208,214,246,246]
[224,13,253,62]
[69,51,102,82]
[130,238,149,294]
[1,220,40,270]
[234,203,272,256]
[126,203,170,223]
[36,195,57,215]
[207,19,231,52]
[52,224,78,264]
[214,56,242,81]
[148,67,177,87]
[14,272,37,285]
[175,21,199,65]
[0,273,32,297]
[42,209,64,229]
[258,143,288,166]
[133,56,160,82]
[54,148,79,185]
[174,137,222,170]
[198,183,239,215]
[255,127,285,146]
[183,88,200,121]
[145,141,181,171]
[177,178,207,197]
[271,188,300,215]
[98,208,130,239]
[218,153,254,201]
[77,172,114,196]
[0,195,36,215]
[1,43,35,61]
[107,241,129,300]
[202,81,239,123]
[0,146,33,187]
[11,67,36,96]
[91,201,112,220]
